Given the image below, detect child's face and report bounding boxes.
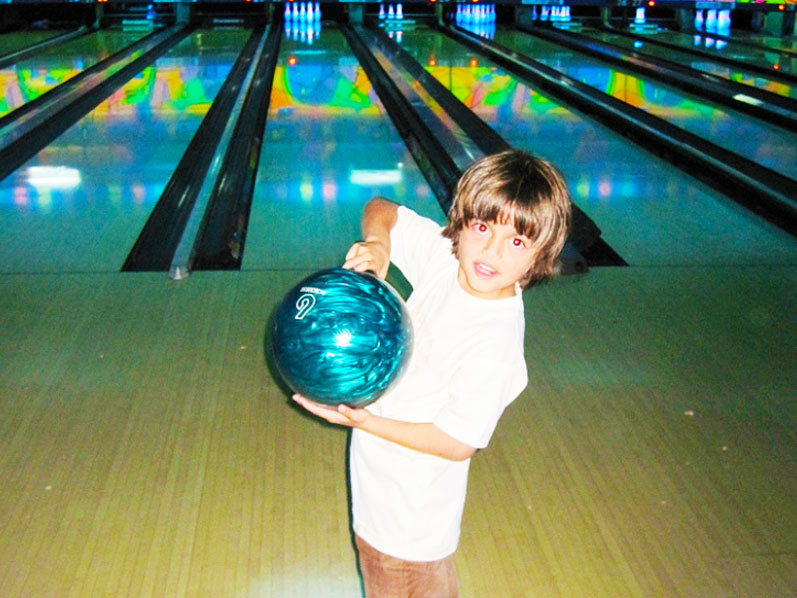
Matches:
[456,218,536,300]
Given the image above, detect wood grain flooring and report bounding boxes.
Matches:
[1,266,794,597]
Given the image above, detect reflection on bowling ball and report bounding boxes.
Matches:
[269,268,413,407]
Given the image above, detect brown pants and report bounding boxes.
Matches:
[355,534,459,598]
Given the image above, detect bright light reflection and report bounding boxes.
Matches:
[350,169,402,186]
[733,94,763,106]
[322,178,337,202]
[132,184,146,204]
[300,181,314,201]
[38,190,52,212]
[13,186,29,208]
[598,180,611,199]
[333,329,353,348]
[25,166,81,190]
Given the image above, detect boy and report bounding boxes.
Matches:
[292,150,571,597]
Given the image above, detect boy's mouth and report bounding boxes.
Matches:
[473,262,497,278]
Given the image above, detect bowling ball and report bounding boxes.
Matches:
[269,268,413,407]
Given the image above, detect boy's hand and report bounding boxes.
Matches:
[343,240,390,279]
[292,393,370,428]
[293,393,477,461]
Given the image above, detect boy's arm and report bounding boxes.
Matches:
[330,199,475,459]
[292,394,477,462]
[343,197,398,279]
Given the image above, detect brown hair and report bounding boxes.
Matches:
[442,150,571,288]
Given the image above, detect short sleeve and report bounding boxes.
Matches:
[433,341,528,449]
[390,206,452,288]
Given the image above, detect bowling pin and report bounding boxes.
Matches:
[705,9,717,32]
[284,2,291,21]
[300,1,306,20]
[307,1,313,22]
[397,2,403,20]
[718,9,731,34]
[315,2,320,20]
[635,7,645,24]
[694,9,704,31]
[388,3,395,19]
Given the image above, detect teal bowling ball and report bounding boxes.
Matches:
[269,268,413,407]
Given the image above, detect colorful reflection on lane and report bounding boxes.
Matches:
[6,32,244,211]
[401,28,674,199]
[494,28,797,181]
[242,25,438,271]
[397,27,797,266]
[0,29,249,273]
[271,62,380,116]
[652,29,797,76]
[0,30,149,118]
[581,28,797,101]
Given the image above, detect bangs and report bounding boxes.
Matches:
[464,191,541,241]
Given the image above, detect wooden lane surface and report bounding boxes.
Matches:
[0,267,794,597]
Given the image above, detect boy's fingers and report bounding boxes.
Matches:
[293,394,355,425]
[343,244,373,270]
[344,242,365,260]
[343,255,371,272]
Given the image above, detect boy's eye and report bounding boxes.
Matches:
[472,222,488,233]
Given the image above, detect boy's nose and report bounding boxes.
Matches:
[484,236,500,256]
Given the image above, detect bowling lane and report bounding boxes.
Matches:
[242,24,440,271]
[576,27,797,100]
[726,31,797,54]
[631,28,797,77]
[493,27,797,181]
[0,29,71,56]
[0,30,152,118]
[0,29,250,274]
[396,26,797,266]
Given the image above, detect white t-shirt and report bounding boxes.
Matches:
[350,205,528,561]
